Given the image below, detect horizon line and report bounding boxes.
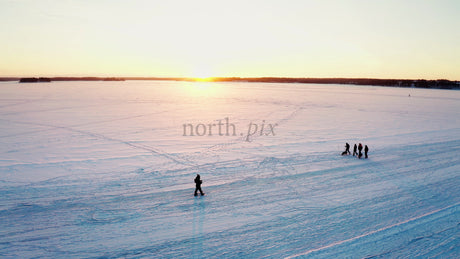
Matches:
[5,76,460,89]
[1,76,459,82]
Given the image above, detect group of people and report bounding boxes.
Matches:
[195,143,370,195]
[343,142,369,159]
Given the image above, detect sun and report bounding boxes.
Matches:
[191,65,215,82]
[194,76,215,82]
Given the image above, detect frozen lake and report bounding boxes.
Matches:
[0,81,459,258]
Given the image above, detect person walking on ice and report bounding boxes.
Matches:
[364,145,369,159]
[353,144,357,156]
[342,143,351,155]
[358,143,363,158]
[194,174,205,196]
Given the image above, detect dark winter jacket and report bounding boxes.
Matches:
[194,176,202,186]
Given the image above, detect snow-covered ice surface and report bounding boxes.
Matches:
[0,81,459,258]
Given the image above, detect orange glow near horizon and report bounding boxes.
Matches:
[193,77,215,82]
[0,1,459,80]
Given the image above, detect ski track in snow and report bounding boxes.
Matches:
[0,117,193,166]
[285,202,460,259]
[0,81,459,258]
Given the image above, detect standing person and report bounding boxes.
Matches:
[364,145,369,159]
[345,142,350,155]
[353,144,357,156]
[358,143,363,159]
[194,174,205,196]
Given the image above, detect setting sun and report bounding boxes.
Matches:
[191,64,216,81]
[193,77,215,82]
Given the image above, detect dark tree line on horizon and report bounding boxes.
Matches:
[1,76,459,89]
[194,77,459,89]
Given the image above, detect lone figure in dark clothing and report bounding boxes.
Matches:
[353,144,357,156]
[364,145,369,159]
[194,174,205,196]
[358,143,363,159]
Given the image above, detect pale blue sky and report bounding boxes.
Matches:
[1,0,459,79]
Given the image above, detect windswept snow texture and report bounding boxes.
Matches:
[0,81,459,258]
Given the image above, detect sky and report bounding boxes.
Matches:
[1,0,459,79]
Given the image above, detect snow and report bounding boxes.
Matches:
[0,80,459,258]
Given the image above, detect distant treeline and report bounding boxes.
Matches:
[122,77,460,89]
[16,77,124,82]
[193,77,460,89]
[19,77,52,83]
[1,77,458,89]
[52,77,125,81]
